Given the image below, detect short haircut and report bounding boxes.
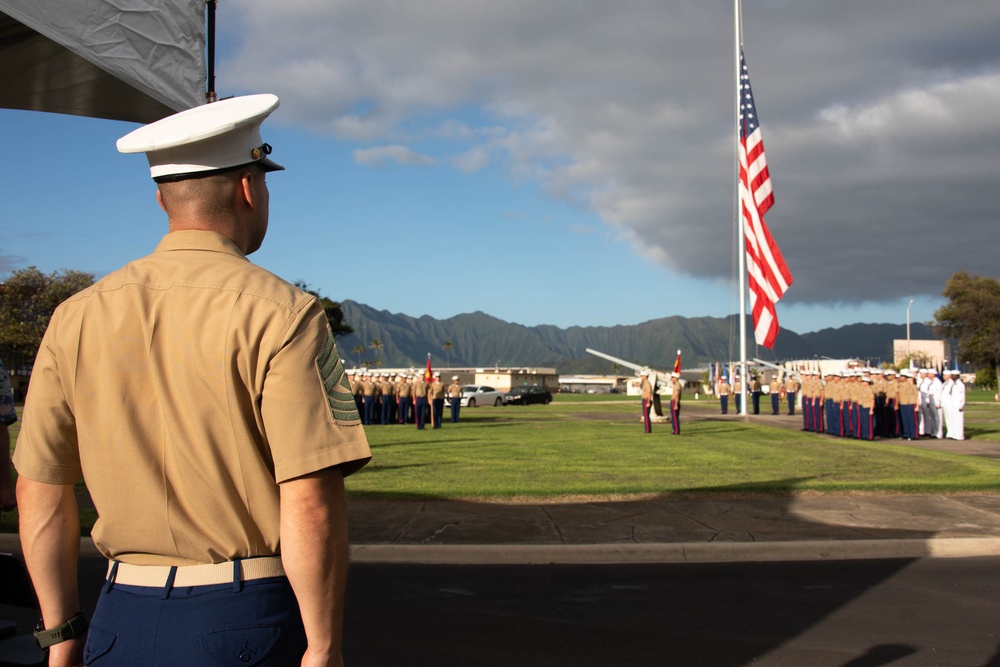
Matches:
[158,164,262,221]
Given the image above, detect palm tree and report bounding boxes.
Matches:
[370,338,383,366]
[442,341,454,367]
[352,344,366,369]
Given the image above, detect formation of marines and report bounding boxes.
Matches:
[346,369,452,429]
[716,366,966,442]
[800,367,966,441]
[715,374,797,416]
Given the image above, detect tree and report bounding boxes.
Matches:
[934,271,1000,389]
[442,341,454,367]
[974,367,997,391]
[292,280,353,339]
[0,267,94,368]
[351,345,366,369]
[370,338,383,366]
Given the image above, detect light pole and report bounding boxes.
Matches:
[906,299,915,363]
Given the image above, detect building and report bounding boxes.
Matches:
[892,339,951,368]
[558,375,627,394]
[474,368,559,392]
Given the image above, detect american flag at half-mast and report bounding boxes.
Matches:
[739,48,793,349]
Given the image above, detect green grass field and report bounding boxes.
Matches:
[4,390,1000,533]
[346,393,1000,499]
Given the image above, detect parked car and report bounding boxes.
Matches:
[503,385,553,405]
[461,385,505,407]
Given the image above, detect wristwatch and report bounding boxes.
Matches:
[33,611,88,650]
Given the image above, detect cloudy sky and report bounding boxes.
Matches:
[3,0,998,339]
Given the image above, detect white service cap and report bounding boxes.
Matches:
[117,94,284,181]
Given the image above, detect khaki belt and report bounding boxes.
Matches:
[107,556,284,588]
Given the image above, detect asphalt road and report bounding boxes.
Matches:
[12,556,999,666]
[341,558,1000,667]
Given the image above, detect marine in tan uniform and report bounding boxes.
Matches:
[411,372,429,429]
[640,370,653,433]
[396,373,412,424]
[428,372,446,428]
[379,373,393,425]
[669,372,682,435]
[784,374,799,416]
[13,95,371,666]
[447,376,463,423]
[769,374,782,415]
[360,372,377,425]
[859,376,876,440]
[884,369,899,437]
[716,376,731,415]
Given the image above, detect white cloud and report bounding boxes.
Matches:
[222,0,1000,304]
[451,145,491,173]
[353,145,437,168]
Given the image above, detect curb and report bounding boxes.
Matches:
[349,538,1000,564]
[5,534,1000,565]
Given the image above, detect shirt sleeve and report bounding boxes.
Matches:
[261,300,371,484]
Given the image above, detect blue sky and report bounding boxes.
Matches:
[3,0,997,336]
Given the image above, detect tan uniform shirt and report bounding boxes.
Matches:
[447,382,463,399]
[640,378,653,401]
[396,379,411,399]
[859,383,875,410]
[412,378,428,398]
[14,231,371,566]
[428,380,445,400]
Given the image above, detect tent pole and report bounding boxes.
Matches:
[206,0,217,102]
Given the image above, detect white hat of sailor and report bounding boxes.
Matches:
[117,94,285,181]
[452,375,459,380]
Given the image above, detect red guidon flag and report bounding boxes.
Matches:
[424,353,433,383]
[738,48,793,349]
[673,349,681,374]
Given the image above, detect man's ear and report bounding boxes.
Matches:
[156,189,167,213]
[238,169,257,212]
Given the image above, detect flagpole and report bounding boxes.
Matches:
[735,0,748,415]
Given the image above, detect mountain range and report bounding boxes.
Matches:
[335,300,936,373]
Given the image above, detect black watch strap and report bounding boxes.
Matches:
[33,611,88,650]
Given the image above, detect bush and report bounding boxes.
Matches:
[975,367,997,391]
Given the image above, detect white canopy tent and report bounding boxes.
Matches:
[0,0,206,123]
